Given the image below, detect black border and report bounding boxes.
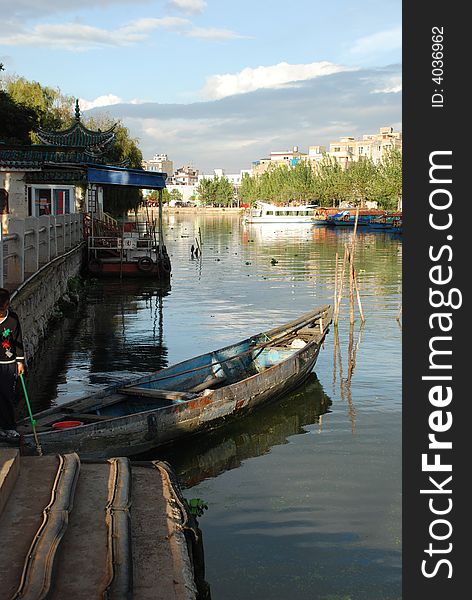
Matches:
[403,3,467,597]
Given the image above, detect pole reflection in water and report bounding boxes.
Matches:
[332,320,365,435]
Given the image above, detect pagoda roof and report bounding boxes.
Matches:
[0,144,129,171]
[35,100,116,155]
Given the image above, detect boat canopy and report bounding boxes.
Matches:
[87,164,167,190]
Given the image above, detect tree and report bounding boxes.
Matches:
[215,176,235,206]
[83,114,144,215]
[196,177,217,205]
[316,157,349,207]
[0,90,38,143]
[345,157,377,207]
[370,148,402,210]
[5,77,75,139]
[169,189,183,203]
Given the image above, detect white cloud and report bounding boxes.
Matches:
[350,26,401,57]
[186,26,247,41]
[79,94,147,110]
[0,14,247,50]
[0,0,151,19]
[202,61,353,100]
[372,74,402,94]
[168,0,207,14]
[0,17,190,50]
[79,95,122,110]
[89,65,401,172]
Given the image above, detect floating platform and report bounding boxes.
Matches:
[0,449,209,599]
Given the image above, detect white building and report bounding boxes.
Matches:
[327,127,402,166]
[143,154,173,182]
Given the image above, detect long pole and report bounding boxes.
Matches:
[19,373,43,455]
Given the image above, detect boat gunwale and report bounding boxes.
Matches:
[21,305,332,441]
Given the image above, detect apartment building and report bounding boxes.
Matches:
[172,164,199,186]
[142,154,173,181]
[328,127,402,166]
[198,168,252,187]
[252,146,307,175]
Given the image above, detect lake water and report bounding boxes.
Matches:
[28,212,402,600]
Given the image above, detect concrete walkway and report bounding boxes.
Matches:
[0,449,206,599]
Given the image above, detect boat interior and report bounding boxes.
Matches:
[18,311,329,433]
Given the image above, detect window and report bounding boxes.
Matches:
[31,186,75,217]
[0,189,8,214]
[35,189,52,216]
[54,190,70,215]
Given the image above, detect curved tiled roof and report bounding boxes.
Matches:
[36,120,116,153]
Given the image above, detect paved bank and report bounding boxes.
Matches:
[0,449,210,599]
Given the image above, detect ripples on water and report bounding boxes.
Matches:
[28,213,402,600]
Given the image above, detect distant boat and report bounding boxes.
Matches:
[19,305,333,458]
[326,209,387,227]
[369,213,403,231]
[243,201,320,224]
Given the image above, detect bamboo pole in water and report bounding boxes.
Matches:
[353,267,365,323]
[334,244,348,324]
[349,248,355,324]
[334,252,339,319]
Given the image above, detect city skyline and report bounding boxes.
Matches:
[1,0,401,171]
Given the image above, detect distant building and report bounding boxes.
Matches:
[198,168,251,187]
[172,164,199,186]
[327,126,402,167]
[142,154,173,182]
[252,146,307,175]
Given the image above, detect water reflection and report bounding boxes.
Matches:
[23,213,401,600]
[138,374,331,487]
[26,280,171,411]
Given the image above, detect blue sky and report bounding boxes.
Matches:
[1,0,401,171]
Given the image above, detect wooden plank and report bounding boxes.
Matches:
[118,387,195,401]
[66,413,114,423]
[63,394,127,414]
[188,375,227,393]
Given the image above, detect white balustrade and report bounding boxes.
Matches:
[0,213,84,291]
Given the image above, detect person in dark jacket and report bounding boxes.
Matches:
[0,288,25,439]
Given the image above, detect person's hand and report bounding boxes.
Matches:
[17,362,25,376]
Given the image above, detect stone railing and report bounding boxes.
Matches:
[0,213,84,290]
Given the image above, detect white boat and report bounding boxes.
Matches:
[243,201,319,224]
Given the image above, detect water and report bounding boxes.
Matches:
[27,213,402,600]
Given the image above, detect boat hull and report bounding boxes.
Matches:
[21,307,332,458]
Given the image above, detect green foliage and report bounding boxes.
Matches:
[187,498,208,518]
[196,175,236,207]
[0,90,38,143]
[369,148,402,210]
[83,114,144,215]
[144,189,170,205]
[239,154,402,210]
[5,76,75,140]
[169,188,183,202]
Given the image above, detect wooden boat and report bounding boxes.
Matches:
[18,305,332,458]
[86,216,171,280]
[369,212,402,230]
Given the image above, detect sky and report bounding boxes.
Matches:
[1,0,402,172]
